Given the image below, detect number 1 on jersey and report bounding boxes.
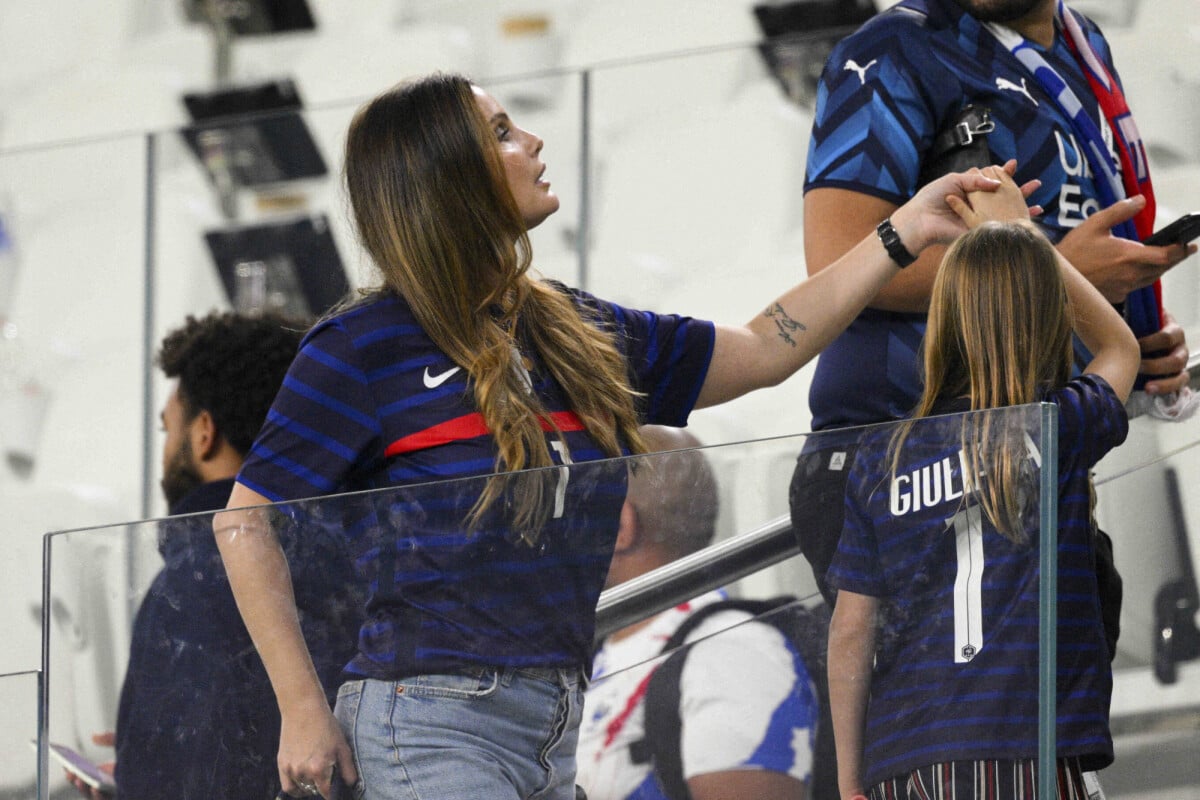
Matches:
[951,504,985,663]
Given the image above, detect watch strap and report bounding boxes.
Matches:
[876,218,916,268]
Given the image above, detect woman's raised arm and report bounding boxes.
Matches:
[695,168,1029,408]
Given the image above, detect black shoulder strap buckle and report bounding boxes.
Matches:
[952,107,995,146]
[937,104,994,152]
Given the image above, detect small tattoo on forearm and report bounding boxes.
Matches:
[764,303,806,347]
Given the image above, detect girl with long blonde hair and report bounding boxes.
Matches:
[214,74,1022,799]
[827,167,1140,800]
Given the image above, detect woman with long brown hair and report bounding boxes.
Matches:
[214,73,1025,799]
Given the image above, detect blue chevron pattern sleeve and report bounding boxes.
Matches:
[805,8,944,206]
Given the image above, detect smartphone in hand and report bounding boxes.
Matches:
[29,740,116,794]
[330,770,354,800]
[1144,212,1200,247]
[277,768,354,800]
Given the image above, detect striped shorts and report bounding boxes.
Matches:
[869,758,1102,800]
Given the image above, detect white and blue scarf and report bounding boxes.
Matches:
[986,1,1161,339]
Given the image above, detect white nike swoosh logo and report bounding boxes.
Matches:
[423,365,461,388]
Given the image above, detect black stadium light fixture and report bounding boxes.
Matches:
[204,213,350,318]
[752,0,877,107]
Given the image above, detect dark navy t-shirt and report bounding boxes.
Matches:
[828,376,1127,784]
[115,479,359,800]
[238,287,714,679]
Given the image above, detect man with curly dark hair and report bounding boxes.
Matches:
[154,312,311,509]
[69,312,362,800]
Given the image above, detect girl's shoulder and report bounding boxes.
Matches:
[1044,373,1123,411]
[1047,373,1129,454]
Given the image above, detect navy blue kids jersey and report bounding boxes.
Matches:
[805,0,1125,430]
[827,375,1128,786]
[237,287,714,679]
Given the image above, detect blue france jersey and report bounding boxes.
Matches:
[237,288,714,679]
[805,0,1125,429]
[828,376,1128,785]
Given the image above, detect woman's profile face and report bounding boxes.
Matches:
[473,86,560,230]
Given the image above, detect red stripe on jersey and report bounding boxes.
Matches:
[385,413,490,457]
[384,411,586,457]
[541,410,586,433]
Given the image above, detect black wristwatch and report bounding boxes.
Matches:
[876,218,917,268]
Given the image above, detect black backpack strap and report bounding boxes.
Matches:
[661,597,789,654]
[782,602,839,800]
[636,632,690,800]
[634,597,803,800]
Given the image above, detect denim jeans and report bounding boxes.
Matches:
[334,666,585,799]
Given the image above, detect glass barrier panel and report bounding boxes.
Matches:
[42,521,138,799]
[0,670,40,799]
[42,432,817,799]
[146,102,359,355]
[42,405,1077,800]
[590,405,1062,800]
[1093,409,1200,799]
